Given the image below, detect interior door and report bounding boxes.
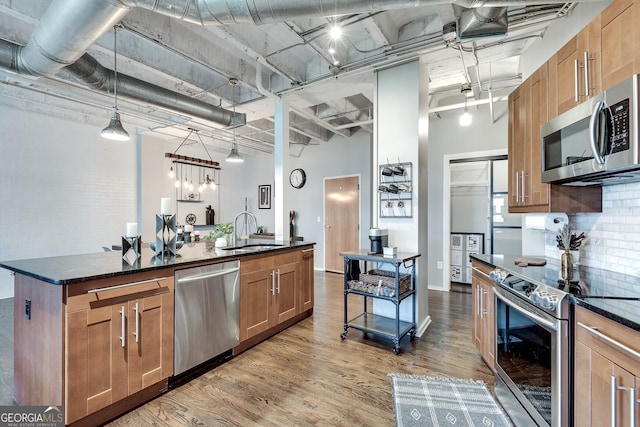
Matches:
[324,176,359,273]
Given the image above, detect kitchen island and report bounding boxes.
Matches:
[0,240,315,427]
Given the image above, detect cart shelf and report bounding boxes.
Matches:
[339,250,421,354]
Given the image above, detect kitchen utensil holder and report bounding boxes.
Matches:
[155,214,177,259]
[122,236,141,265]
[379,161,413,218]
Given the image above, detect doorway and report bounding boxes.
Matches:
[324,176,360,273]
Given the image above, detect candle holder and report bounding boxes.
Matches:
[155,214,177,259]
[122,236,141,266]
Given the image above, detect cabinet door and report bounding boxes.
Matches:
[66,304,128,424]
[508,85,526,209]
[553,20,601,117]
[299,248,315,313]
[575,341,635,427]
[480,281,495,371]
[600,0,640,89]
[240,268,274,340]
[274,262,297,324]
[527,65,550,208]
[127,287,174,394]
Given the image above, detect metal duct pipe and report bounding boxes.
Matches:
[62,54,243,127]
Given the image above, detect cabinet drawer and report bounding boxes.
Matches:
[471,260,493,276]
[67,275,173,313]
[575,306,640,375]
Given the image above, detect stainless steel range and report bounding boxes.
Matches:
[490,268,572,427]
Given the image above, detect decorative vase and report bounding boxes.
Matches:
[215,237,227,248]
[561,249,573,282]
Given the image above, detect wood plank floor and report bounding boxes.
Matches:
[0,271,492,425]
[107,271,493,426]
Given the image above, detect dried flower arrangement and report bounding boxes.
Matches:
[555,224,586,251]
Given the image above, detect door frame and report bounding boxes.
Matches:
[323,174,362,271]
[442,149,506,291]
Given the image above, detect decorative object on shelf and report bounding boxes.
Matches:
[101,24,130,141]
[206,205,215,225]
[185,213,196,225]
[226,78,244,163]
[259,184,271,209]
[121,222,140,265]
[289,168,307,188]
[379,161,412,218]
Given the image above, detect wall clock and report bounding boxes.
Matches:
[185,213,197,225]
[289,168,307,189]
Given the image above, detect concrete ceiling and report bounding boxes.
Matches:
[0,0,576,157]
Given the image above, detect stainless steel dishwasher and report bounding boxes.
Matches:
[173,260,240,377]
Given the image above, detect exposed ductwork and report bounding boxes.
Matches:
[0,0,600,128]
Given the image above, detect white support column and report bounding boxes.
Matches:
[273,96,290,241]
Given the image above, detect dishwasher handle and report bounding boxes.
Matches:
[176,267,240,284]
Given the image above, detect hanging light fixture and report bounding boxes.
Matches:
[101,24,130,141]
[459,84,472,127]
[226,78,244,163]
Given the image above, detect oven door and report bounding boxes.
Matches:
[494,287,568,427]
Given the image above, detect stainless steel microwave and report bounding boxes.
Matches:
[541,74,640,186]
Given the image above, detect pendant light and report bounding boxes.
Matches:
[101,24,130,141]
[459,84,472,127]
[226,78,244,163]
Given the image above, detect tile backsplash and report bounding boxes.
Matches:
[544,181,640,277]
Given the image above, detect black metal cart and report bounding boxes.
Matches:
[339,250,420,354]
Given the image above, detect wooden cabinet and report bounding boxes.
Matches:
[508,63,602,214]
[299,247,314,313]
[13,271,174,426]
[600,0,640,90]
[471,260,495,371]
[65,275,174,424]
[574,305,640,426]
[549,17,602,118]
[239,248,313,344]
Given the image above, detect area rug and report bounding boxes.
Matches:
[389,374,512,427]
[517,384,551,425]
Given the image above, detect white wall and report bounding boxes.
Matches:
[427,103,508,290]
[0,107,137,298]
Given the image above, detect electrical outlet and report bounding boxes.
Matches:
[437,261,443,269]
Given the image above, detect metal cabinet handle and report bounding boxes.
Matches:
[271,271,275,296]
[479,287,484,318]
[276,269,281,294]
[630,385,637,427]
[119,306,126,348]
[577,322,640,359]
[610,376,630,427]
[521,170,526,202]
[574,58,580,102]
[584,51,590,97]
[88,277,168,293]
[133,302,139,343]
[471,267,491,280]
[515,172,520,204]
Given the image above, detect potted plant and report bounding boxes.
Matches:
[202,222,234,247]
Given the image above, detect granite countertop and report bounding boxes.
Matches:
[471,253,640,332]
[0,239,314,286]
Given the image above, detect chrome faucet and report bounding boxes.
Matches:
[233,211,257,246]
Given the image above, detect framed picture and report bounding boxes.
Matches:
[259,185,271,209]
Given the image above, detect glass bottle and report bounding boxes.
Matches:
[561,249,573,282]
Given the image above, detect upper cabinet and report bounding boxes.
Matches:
[508,65,602,213]
[600,0,640,90]
[548,18,602,118]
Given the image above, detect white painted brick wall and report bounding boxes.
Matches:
[544,181,640,278]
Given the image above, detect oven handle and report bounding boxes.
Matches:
[494,290,557,331]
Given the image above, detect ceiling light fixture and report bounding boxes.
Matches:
[459,84,472,127]
[329,24,342,40]
[101,24,130,141]
[226,78,244,163]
